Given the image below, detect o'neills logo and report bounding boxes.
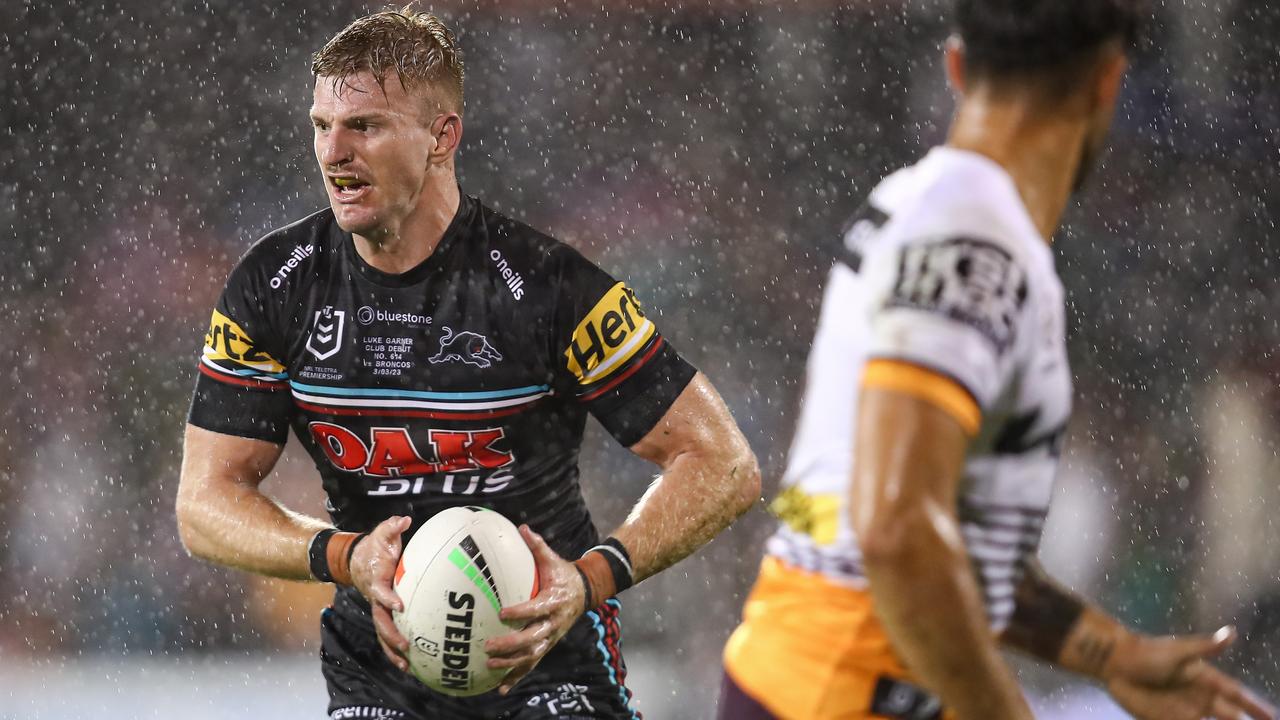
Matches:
[489,249,525,300]
[440,591,475,691]
[270,244,314,289]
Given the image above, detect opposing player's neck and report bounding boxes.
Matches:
[353,172,461,275]
[946,94,1087,243]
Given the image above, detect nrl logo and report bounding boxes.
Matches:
[306,305,345,360]
[429,327,502,369]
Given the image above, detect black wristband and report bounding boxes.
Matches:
[346,532,369,565]
[308,528,339,582]
[588,537,635,594]
[575,564,594,613]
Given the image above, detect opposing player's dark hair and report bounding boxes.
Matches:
[955,0,1145,76]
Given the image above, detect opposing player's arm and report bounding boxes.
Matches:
[852,367,1034,720]
[1003,560,1276,720]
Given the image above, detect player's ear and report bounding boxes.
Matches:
[944,35,968,96]
[1090,44,1128,115]
[427,112,463,165]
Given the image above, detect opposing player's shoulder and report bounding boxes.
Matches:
[866,151,1051,356]
[888,149,1042,258]
[229,208,335,296]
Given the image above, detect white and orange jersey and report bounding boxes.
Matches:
[766,146,1072,631]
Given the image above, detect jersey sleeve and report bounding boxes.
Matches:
[550,246,697,446]
[864,234,1032,428]
[187,248,295,444]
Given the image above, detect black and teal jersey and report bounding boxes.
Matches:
[188,191,696,561]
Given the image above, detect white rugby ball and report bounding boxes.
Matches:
[392,506,538,696]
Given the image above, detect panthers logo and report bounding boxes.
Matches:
[428,327,503,369]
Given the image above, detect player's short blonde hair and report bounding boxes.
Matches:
[311,5,464,115]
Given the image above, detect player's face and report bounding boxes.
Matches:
[310,72,437,239]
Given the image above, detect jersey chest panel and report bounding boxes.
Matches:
[280,258,586,534]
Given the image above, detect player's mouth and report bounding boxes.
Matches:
[329,175,371,202]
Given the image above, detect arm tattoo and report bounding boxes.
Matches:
[1073,632,1116,676]
[1005,561,1087,662]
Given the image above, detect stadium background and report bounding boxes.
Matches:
[3,0,1279,717]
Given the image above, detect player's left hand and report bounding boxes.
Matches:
[1104,625,1276,720]
[484,524,586,695]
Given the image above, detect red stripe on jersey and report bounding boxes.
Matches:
[198,362,287,391]
[293,400,529,420]
[602,603,628,685]
[579,336,665,403]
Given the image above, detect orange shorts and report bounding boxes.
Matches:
[723,556,951,720]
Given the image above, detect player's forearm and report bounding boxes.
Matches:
[176,425,328,581]
[606,374,760,586]
[1002,560,1131,680]
[176,477,328,581]
[860,510,1033,720]
[609,440,760,584]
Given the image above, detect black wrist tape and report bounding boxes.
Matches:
[589,537,634,594]
[575,564,594,613]
[346,532,368,566]
[308,528,339,582]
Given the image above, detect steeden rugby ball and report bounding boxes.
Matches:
[392,506,538,696]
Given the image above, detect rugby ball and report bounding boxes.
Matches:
[392,506,538,696]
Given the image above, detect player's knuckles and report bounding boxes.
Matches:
[499,604,539,622]
[486,655,520,669]
[485,635,527,656]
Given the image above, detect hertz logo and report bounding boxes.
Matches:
[204,309,285,373]
[564,282,655,385]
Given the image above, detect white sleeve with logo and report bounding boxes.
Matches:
[864,232,1034,409]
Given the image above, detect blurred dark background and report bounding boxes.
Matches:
[3,0,1279,717]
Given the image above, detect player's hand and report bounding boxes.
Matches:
[1104,626,1276,720]
[350,514,414,673]
[484,524,586,695]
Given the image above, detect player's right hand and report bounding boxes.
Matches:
[350,514,414,673]
[1104,626,1276,720]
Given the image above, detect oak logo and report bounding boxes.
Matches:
[306,305,345,360]
[308,423,515,477]
[564,282,655,385]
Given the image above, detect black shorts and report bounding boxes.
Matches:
[321,589,641,720]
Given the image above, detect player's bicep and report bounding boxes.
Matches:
[626,373,747,469]
[850,381,971,551]
[179,424,284,493]
[176,424,284,543]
